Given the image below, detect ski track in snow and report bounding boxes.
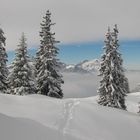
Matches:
[58,99,80,137]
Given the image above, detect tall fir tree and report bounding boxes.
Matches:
[0,28,8,93]
[35,10,64,98]
[8,33,35,95]
[98,25,129,110]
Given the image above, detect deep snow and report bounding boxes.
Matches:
[0,93,140,140]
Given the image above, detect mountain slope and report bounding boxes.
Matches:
[0,93,140,140]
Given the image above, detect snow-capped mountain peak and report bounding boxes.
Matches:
[78,59,100,72]
[62,59,100,73]
[66,65,75,70]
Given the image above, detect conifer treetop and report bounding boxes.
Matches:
[0,28,6,46]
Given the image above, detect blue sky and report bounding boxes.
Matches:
[7,40,140,70]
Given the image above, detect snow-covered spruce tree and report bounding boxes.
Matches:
[35,10,64,98]
[8,33,35,95]
[0,28,8,93]
[98,25,129,110]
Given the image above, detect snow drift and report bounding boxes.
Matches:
[0,113,61,140]
[0,93,140,140]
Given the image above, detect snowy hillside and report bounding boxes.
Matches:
[0,93,140,140]
[0,113,60,140]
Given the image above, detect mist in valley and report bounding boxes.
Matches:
[62,71,140,98]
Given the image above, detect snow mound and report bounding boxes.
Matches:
[0,93,140,140]
[0,113,61,140]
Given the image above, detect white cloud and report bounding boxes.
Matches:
[0,0,140,50]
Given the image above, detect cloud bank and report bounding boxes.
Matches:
[63,72,140,98]
[0,0,140,50]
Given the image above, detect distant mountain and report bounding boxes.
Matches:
[60,59,100,73]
